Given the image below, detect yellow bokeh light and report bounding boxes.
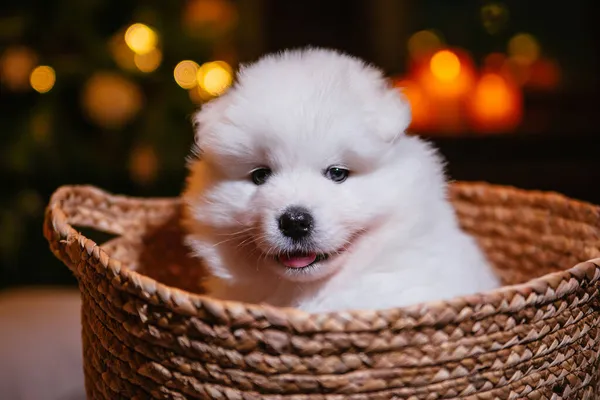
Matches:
[29,65,56,93]
[189,84,214,104]
[134,48,162,73]
[430,50,461,82]
[124,23,158,55]
[407,30,442,60]
[109,33,136,71]
[174,60,200,89]
[197,61,232,96]
[507,33,540,65]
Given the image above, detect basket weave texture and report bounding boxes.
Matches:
[44,182,600,399]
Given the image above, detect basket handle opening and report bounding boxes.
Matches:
[43,185,176,276]
[75,227,118,246]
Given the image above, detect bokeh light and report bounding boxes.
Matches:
[197,61,233,96]
[473,74,512,116]
[189,85,214,104]
[480,2,509,35]
[82,72,143,129]
[129,144,158,185]
[528,58,561,90]
[174,60,200,89]
[109,33,137,72]
[483,53,506,72]
[124,23,158,55]
[16,190,42,216]
[469,73,522,133]
[29,65,56,93]
[407,30,442,60]
[430,50,461,82]
[134,48,162,73]
[394,79,430,131]
[0,46,38,91]
[415,49,475,99]
[30,111,52,144]
[508,33,540,65]
[183,0,238,38]
[501,57,531,86]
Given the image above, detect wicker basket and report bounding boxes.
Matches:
[44,182,600,399]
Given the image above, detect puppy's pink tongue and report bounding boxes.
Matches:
[279,253,317,268]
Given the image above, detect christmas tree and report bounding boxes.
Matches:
[0,0,239,288]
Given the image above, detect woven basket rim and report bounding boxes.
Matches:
[44,181,600,331]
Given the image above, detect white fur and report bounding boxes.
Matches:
[182,48,499,313]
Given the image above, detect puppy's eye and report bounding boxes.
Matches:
[325,166,349,183]
[250,167,272,185]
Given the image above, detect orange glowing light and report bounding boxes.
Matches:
[189,84,214,104]
[416,49,475,99]
[483,53,506,72]
[475,75,511,114]
[500,57,531,86]
[29,65,56,93]
[394,79,430,131]
[129,144,158,185]
[0,46,38,91]
[183,0,238,38]
[468,73,522,133]
[430,50,461,82]
[134,48,162,73]
[109,33,137,72]
[82,73,143,129]
[527,58,560,91]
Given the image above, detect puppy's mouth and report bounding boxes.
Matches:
[277,252,329,269]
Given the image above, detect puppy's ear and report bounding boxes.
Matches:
[372,85,412,144]
[191,96,230,151]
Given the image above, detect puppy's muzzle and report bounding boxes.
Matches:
[278,206,313,241]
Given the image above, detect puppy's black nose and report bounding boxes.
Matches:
[278,207,313,240]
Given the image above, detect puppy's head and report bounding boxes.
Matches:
[184,48,445,285]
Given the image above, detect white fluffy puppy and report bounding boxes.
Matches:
[182,48,499,313]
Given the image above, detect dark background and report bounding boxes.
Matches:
[1,0,598,289]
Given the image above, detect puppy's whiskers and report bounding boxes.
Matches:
[212,225,258,248]
[215,226,255,237]
[212,231,251,247]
